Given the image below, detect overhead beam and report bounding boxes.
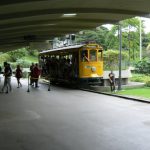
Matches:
[0,0,43,6]
[0,18,116,30]
[0,28,82,37]
[0,8,148,21]
[0,31,69,40]
[0,24,100,33]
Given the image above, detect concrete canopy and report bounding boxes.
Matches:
[0,0,150,52]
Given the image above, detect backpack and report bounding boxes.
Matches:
[5,66,12,77]
[7,67,12,77]
[16,68,22,78]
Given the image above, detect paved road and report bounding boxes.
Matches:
[0,77,150,150]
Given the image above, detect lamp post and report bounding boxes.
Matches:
[139,17,142,60]
[118,22,122,91]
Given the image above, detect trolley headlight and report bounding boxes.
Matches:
[91,66,96,72]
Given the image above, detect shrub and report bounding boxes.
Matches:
[130,74,150,85]
[145,80,150,87]
[16,59,31,68]
[7,48,28,62]
[0,53,12,64]
[135,58,150,74]
[27,48,38,57]
[130,75,145,82]
[10,60,31,71]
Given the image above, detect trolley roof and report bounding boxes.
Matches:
[40,45,84,54]
[40,43,103,55]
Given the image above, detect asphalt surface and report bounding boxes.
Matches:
[0,77,150,150]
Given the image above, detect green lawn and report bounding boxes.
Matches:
[116,87,150,99]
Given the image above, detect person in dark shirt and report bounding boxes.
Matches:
[29,63,34,85]
[1,62,12,93]
[108,70,116,92]
[0,65,2,83]
[0,65,1,73]
[15,65,23,88]
[33,63,41,88]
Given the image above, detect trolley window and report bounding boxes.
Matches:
[98,50,103,61]
[90,50,97,61]
[81,50,89,62]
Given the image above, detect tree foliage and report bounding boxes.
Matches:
[103,50,129,70]
[75,26,110,50]
[135,58,150,74]
[76,17,150,66]
[7,48,28,62]
[0,53,11,65]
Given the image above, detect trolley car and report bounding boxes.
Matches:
[39,43,103,85]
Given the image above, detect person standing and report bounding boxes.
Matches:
[1,62,12,93]
[0,65,1,73]
[29,63,34,85]
[0,65,2,83]
[108,70,116,92]
[15,65,23,88]
[33,63,41,88]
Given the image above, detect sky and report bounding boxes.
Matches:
[142,17,150,33]
[103,17,150,33]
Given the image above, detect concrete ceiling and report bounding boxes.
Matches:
[0,0,150,52]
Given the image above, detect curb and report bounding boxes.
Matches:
[39,79,150,104]
[80,88,150,104]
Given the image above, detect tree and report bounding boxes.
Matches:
[104,50,129,70]
[75,26,110,50]
[7,48,28,62]
[75,17,150,66]
[121,18,145,63]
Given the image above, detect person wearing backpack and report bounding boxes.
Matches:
[15,65,23,88]
[0,65,2,83]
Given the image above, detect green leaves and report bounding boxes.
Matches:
[103,50,129,70]
[135,59,150,74]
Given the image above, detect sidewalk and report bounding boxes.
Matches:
[80,82,150,104]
